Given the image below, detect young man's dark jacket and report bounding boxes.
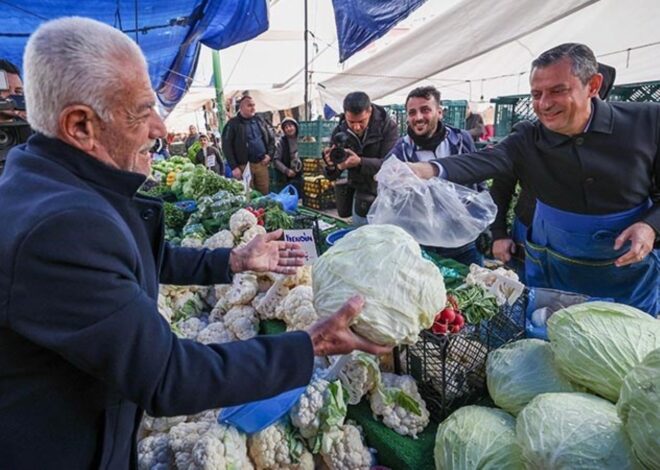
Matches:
[221,113,275,169]
[0,134,313,469]
[324,103,399,216]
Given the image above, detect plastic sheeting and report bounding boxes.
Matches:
[333,0,427,62]
[0,0,268,113]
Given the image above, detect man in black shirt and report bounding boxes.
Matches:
[408,43,659,315]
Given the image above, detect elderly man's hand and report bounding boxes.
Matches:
[408,162,439,179]
[229,229,305,274]
[614,222,657,267]
[232,167,243,179]
[307,295,392,356]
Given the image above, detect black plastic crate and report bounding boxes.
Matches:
[303,190,335,211]
[396,291,527,420]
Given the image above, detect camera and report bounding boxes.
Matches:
[329,131,362,165]
[0,94,31,174]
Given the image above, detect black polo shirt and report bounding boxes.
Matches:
[439,98,660,233]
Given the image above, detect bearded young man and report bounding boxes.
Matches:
[389,85,485,266]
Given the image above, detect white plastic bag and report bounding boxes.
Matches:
[367,157,496,248]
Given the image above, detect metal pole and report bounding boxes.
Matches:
[304,0,309,120]
[212,49,227,132]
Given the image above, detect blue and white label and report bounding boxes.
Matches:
[284,229,318,264]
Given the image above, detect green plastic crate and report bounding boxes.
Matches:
[441,99,468,129]
[297,120,336,158]
[607,80,660,102]
[384,104,408,136]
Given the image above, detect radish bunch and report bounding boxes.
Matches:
[431,296,465,335]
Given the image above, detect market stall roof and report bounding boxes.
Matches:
[319,0,660,109]
[0,0,269,113]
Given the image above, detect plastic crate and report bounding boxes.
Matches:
[607,80,660,102]
[396,291,527,420]
[302,157,324,175]
[303,190,335,210]
[491,94,535,139]
[441,99,468,129]
[303,177,333,196]
[384,104,407,136]
[297,120,336,158]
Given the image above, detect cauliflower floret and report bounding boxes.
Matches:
[338,353,381,405]
[281,266,312,288]
[181,236,204,248]
[169,421,214,469]
[203,229,235,250]
[230,209,258,237]
[239,224,267,246]
[290,377,346,442]
[192,424,253,470]
[224,305,259,340]
[197,321,235,344]
[253,278,289,320]
[320,424,372,470]
[137,433,174,470]
[188,408,220,424]
[369,373,429,438]
[157,293,174,323]
[226,273,259,306]
[141,414,188,435]
[248,420,314,470]
[278,286,319,331]
[174,317,208,340]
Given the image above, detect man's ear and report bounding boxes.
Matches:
[58,105,98,153]
[588,73,604,98]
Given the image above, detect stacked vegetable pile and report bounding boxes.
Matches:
[142,159,295,245]
[434,302,660,469]
[141,225,443,469]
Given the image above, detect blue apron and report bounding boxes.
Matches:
[525,200,659,315]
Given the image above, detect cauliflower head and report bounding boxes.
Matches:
[338,353,381,406]
[197,321,235,344]
[137,433,174,470]
[369,373,430,438]
[203,229,235,250]
[320,424,372,470]
[226,273,259,306]
[278,286,318,331]
[224,305,259,340]
[230,209,258,237]
[174,317,208,340]
[239,224,267,247]
[248,419,314,470]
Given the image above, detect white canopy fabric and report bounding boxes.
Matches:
[319,0,660,109]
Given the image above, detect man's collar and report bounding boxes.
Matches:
[26,133,147,197]
[539,97,614,147]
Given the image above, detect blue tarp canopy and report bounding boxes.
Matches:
[0,0,268,112]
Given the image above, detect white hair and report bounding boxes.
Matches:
[23,16,148,137]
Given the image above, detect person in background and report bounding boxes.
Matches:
[407,43,659,315]
[489,61,618,278]
[222,95,275,195]
[0,17,389,468]
[273,117,303,196]
[323,91,398,226]
[0,59,25,122]
[464,104,485,143]
[195,133,224,175]
[389,85,485,266]
[184,124,200,151]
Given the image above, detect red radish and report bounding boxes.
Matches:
[439,308,456,324]
[432,321,448,335]
[453,314,465,328]
[450,324,462,334]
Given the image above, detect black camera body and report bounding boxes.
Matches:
[329,131,362,165]
[0,95,31,173]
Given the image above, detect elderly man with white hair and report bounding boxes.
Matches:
[0,17,388,468]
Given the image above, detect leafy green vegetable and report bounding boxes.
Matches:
[163,202,189,231]
[518,393,636,469]
[382,389,422,416]
[264,206,294,231]
[548,301,660,402]
[435,406,522,470]
[617,347,660,468]
[315,380,348,454]
[486,339,583,415]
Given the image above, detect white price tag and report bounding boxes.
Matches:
[283,229,318,265]
[242,163,252,193]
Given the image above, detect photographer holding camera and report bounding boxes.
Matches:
[0,60,30,173]
[323,92,398,226]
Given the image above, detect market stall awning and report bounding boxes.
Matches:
[0,0,269,113]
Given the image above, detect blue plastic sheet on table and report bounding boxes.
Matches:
[218,386,306,434]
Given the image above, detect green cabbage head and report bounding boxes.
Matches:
[617,347,660,469]
[487,339,582,415]
[313,225,445,346]
[547,301,660,402]
[434,406,522,470]
[517,392,637,469]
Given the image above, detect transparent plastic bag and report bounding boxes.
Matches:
[367,157,497,248]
